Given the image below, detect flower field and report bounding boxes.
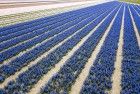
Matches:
[0,1,140,94]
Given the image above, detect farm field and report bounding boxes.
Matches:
[0,1,140,94]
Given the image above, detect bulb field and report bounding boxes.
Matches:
[0,1,140,94]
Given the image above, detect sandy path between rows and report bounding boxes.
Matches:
[0,0,110,16]
[111,5,124,94]
[28,10,108,94]
[70,5,121,94]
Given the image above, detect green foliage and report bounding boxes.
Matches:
[121,0,140,4]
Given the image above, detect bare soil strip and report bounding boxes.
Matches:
[70,4,122,94]
[0,0,95,9]
[111,5,125,94]
[129,6,140,47]
[0,2,57,9]
[0,0,92,8]
[27,9,114,94]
